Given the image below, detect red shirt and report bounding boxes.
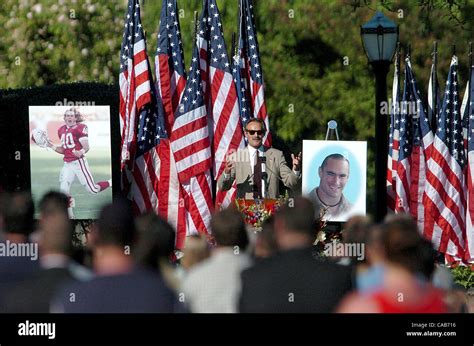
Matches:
[57,123,88,162]
[371,287,447,313]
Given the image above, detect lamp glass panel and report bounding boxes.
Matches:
[382,32,398,61]
[362,33,380,62]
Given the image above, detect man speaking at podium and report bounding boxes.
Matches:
[217,118,301,199]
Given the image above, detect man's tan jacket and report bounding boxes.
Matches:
[217,147,300,199]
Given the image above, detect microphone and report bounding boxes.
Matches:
[258,150,267,198]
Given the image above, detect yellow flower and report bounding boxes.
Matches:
[314,230,326,245]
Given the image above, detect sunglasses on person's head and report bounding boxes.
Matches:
[246,129,264,135]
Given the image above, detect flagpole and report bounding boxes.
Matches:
[470,42,473,65]
[396,41,400,98]
[193,11,198,42]
[238,0,243,45]
[235,0,243,67]
[469,41,472,72]
[396,42,400,73]
[469,42,472,147]
[231,32,236,59]
[470,42,472,115]
[432,41,438,131]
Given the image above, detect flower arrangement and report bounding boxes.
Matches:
[236,194,288,232]
[312,207,343,259]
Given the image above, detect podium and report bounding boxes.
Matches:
[235,198,280,210]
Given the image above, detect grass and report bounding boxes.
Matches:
[30,145,112,219]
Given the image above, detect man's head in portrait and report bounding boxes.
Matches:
[318,153,350,202]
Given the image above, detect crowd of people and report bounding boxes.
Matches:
[0,190,472,313]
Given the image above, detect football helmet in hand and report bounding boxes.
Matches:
[31,128,50,148]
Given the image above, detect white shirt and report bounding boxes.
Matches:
[247,145,263,174]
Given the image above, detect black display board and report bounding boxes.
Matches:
[0,82,120,197]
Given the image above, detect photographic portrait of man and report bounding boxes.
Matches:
[302,140,366,221]
[308,153,353,219]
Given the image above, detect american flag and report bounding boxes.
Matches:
[387,53,400,212]
[119,0,168,213]
[119,0,151,173]
[424,56,466,260]
[198,0,244,209]
[170,37,213,236]
[155,0,186,134]
[394,60,412,214]
[155,0,187,249]
[464,62,474,262]
[117,0,182,249]
[131,91,170,215]
[232,43,251,131]
[119,0,174,225]
[236,0,271,147]
[401,58,434,234]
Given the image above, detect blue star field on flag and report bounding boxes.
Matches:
[156,0,185,77]
[438,56,465,167]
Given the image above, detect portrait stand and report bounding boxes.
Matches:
[323,120,342,233]
[325,120,339,141]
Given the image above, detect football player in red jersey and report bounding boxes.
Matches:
[47,108,111,218]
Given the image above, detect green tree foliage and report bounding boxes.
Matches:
[1,0,473,212]
[0,0,125,87]
[451,265,474,289]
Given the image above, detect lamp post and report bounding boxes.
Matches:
[361,11,398,222]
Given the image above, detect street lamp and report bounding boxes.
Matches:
[361,11,398,222]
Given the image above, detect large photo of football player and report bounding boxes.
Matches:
[29,106,112,219]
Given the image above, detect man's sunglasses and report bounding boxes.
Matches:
[246,130,264,135]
